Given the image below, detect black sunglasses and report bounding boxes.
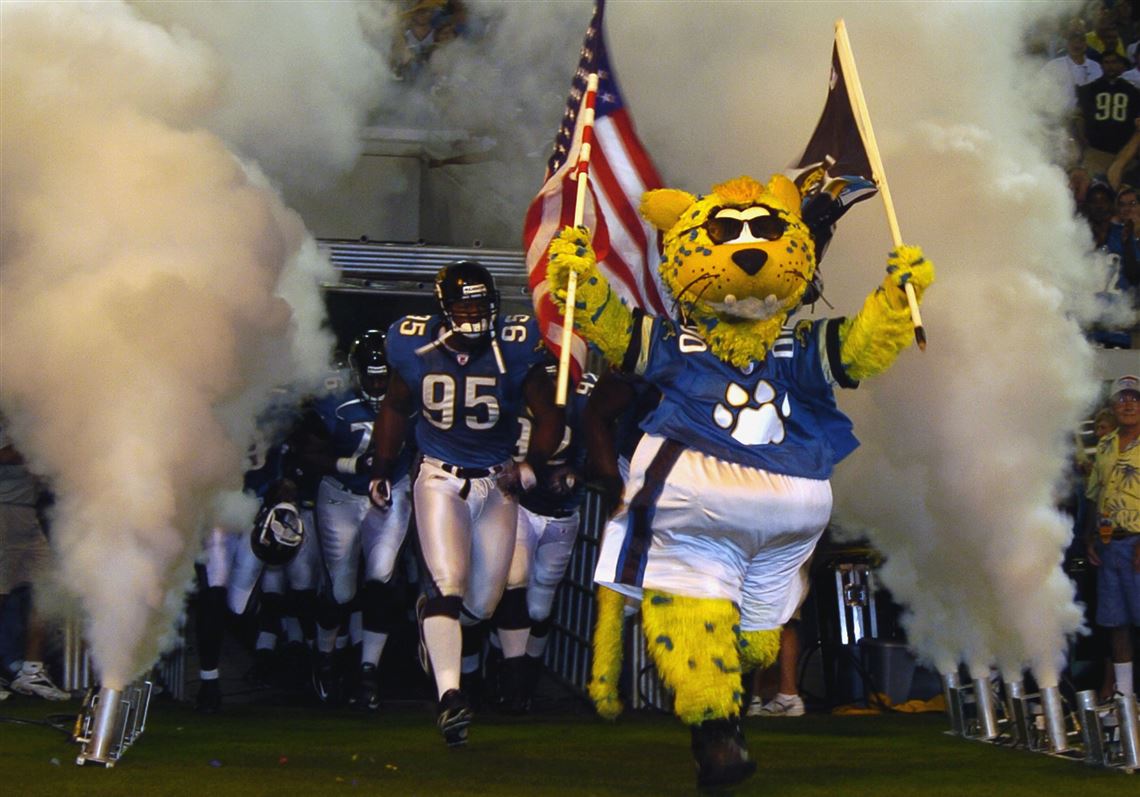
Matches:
[703,214,787,245]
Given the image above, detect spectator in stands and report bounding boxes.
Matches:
[1045,27,1104,110]
[1114,0,1140,55]
[1089,185,1140,351]
[1084,180,1118,247]
[392,0,445,81]
[1087,12,1129,62]
[1078,50,1140,178]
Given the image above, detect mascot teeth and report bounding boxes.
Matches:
[707,293,786,320]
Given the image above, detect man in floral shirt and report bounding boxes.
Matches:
[1087,374,1140,700]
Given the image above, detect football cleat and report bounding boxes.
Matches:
[354,663,381,712]
[195,679,222,714]
[434,261,499,340]
[436,689,473,748]
[348,330,389,412]
[10,662,69,701]
[690,718,756,789]
[312,651,341,705]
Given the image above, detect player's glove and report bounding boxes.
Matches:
[545,465,579,496]
[368,478,392,510]
[496,461,537,497]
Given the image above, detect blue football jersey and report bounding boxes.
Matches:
[311,388,410,493]
[514,372,595,516]
[631,315,858,479]
[386,312,548,469]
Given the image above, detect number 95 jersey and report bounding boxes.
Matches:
[387,313,548,469]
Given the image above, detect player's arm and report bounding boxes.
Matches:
[520,363,565,482]
[582,371,634,513]
[369,368,413,507]
[286,407,338,478]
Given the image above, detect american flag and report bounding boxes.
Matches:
[523,0,667,377]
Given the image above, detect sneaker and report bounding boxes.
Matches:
[312,651,340,705]
[690,718,757,789]
[0,678,10,702]
[436,688,473,748]
[756,693,805,717]
[745,696,765,717]
[196,679,222,714]
[11,662,69,701]
[354,663,381,712]
[415,594,431,675]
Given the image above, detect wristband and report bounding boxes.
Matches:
[335,456,357,475]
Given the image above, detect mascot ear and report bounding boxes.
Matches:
[640,188,697,232]
[766,174,802,216]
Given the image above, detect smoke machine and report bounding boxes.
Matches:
[72,681,153,767]
[943,671,1139,773]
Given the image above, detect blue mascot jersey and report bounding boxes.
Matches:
[631,315,859,479]
[387,313,547,469]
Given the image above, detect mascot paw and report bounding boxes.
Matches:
[547,225,599,309]
[593,693,624,721]
[882,244,934,311]
[589,680,624,720]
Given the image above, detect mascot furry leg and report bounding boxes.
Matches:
[590,585,781,788]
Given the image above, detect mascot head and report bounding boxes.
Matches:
[641,174,817,367]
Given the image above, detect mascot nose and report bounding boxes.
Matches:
[731,249,768,277]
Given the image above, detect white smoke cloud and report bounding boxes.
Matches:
[0,1,347,687]
[132,0,389,194]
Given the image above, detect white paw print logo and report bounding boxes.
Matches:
[713,380,790,445]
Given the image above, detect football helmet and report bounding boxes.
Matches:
[348,330,388,412]
[250,501,304,566]
[434,260,498,339]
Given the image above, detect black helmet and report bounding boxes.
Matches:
[434,260,498,339]
[249,501,304,566]
[348,330,388,412]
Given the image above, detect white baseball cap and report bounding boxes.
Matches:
[1111,374,1140,399]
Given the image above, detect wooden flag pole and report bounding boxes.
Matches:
[834,19,926,350]
[556,72,599,406]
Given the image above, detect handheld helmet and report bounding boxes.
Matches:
[434,260,498,339]
[348,330,388,412]
[249,501,304,566]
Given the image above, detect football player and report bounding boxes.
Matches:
[227,433,322,689]
[493,369,595,712]
[370,260,562,747]
[194,524,240,712]
[298,331,414,707]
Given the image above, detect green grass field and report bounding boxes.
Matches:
[0,694,1135,796]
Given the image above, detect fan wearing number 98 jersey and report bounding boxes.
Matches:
[373,261,563,747]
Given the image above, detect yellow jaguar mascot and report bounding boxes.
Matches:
[546,174,933,789]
